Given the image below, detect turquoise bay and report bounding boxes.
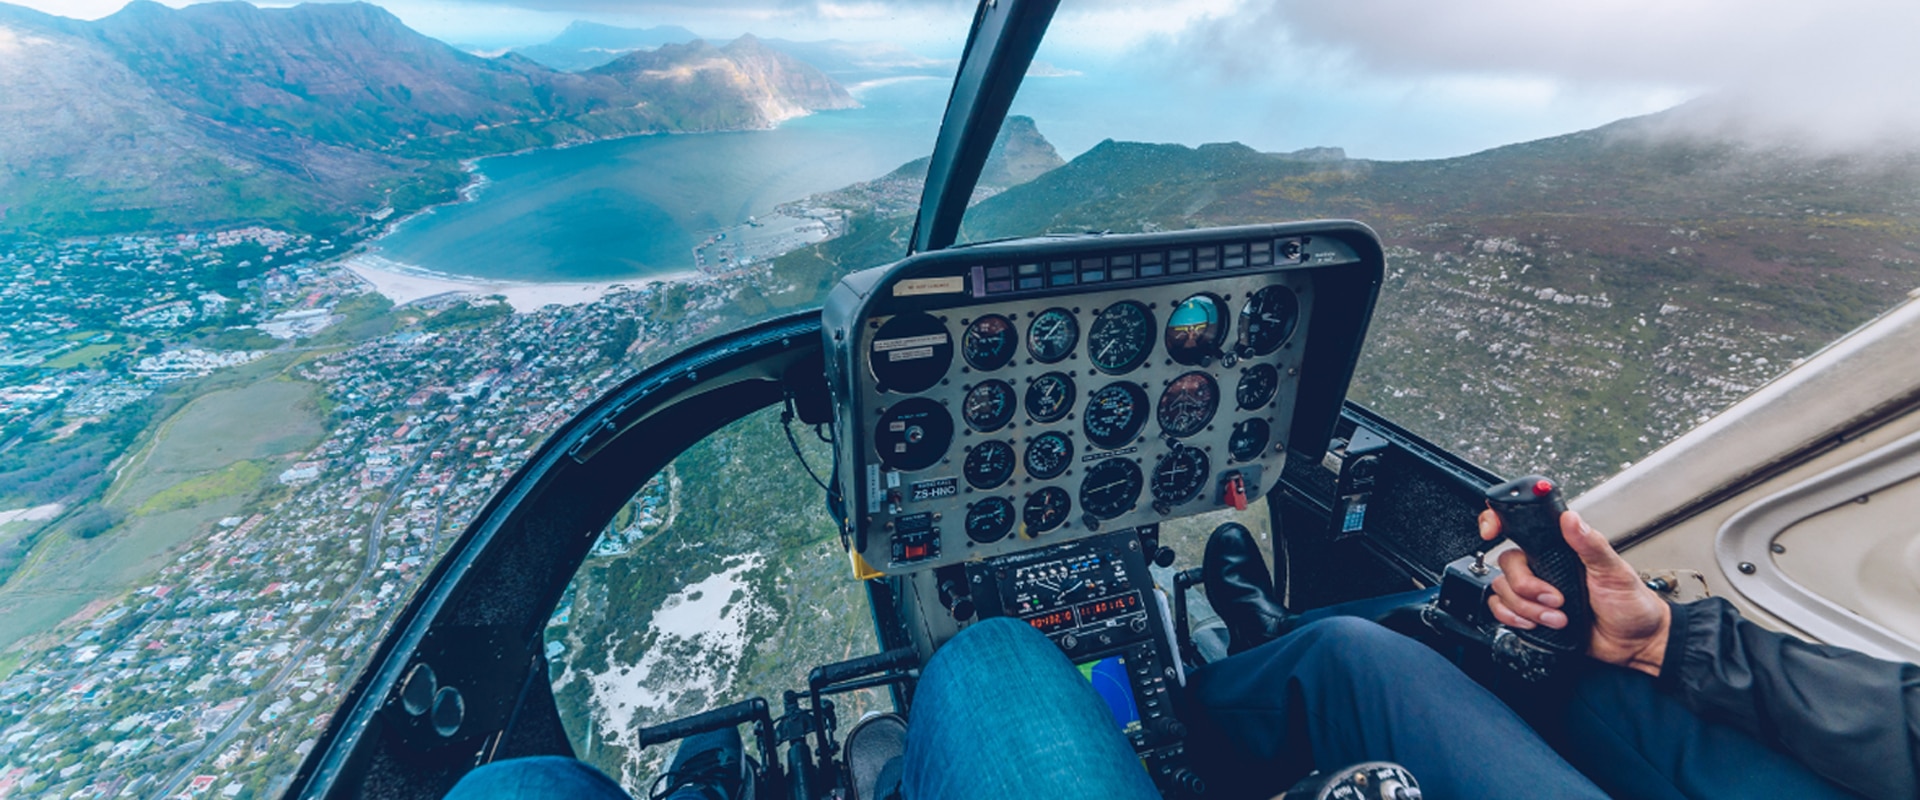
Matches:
[373,78,948,283]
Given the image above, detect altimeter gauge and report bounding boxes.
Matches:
[1087,300,1155,375]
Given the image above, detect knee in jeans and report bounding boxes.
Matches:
[1291,616,1426,672]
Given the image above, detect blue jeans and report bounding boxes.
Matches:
[902,617,1161,800]
[445,615,1859,800]
[1184,616,1860,800]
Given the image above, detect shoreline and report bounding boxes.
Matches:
[341,253,705,313]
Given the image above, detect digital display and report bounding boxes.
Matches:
[1024,609,1076,634]
[1074,592,1142,624]
[1076,655,1142,734]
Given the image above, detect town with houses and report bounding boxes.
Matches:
[0,227,739,799]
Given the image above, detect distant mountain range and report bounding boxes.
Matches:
[508,20,951,80]
[772,105,1920,488]
[0,1,855,236]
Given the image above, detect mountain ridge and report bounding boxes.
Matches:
[0,1,857,237]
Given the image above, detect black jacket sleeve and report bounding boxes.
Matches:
[1655,597,1920,799]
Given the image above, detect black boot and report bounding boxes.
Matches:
[1203,522,1291,655]
[656,727,750,800]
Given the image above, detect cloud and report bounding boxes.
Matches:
[1165,0,1920,151]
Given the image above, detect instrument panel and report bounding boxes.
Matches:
[823,223,1383,576]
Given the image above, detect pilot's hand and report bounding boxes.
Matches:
[1478,508,1671,677]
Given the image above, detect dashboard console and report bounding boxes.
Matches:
[822,223,1384,577]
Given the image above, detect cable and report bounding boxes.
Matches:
[781,397,833,495]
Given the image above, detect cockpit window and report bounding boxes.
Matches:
[547,407,887,790]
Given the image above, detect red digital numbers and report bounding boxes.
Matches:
[1074,592,1141,623]
[1024,610,1075,634]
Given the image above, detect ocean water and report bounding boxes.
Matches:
[373,77,950,282]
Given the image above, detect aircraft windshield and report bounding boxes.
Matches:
[1,1,1916,797]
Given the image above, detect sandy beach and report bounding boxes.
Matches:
[341,254,705,313]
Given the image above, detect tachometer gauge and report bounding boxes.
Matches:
[1151,445,1211,506]
[1228,418,1271,462]
[1023,431,1074,480]
[965,497,1015,544]
[1084,381,1149,451]
[1027,308,1079,364]
[1087,300,1155,375]
[963,440,1016,490]
[1024,372,1076,424]
[1236,363,1280,410]
[1157,371,1219,439]
[1238,285,1300,356]
[874,397,952,471]
[962,379,1016,432]
[963,314,1017,371]
[1165,293,1227,365]
[1022,487,1070,534]
[868,311,953,394]
[1079,457,1143,520]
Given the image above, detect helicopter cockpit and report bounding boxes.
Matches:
[280,1,1857,798]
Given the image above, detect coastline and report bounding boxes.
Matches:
[341,253,704,313]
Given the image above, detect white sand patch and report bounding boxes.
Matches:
[0,503,61,525]
[341,254,705,313]
[586,553,766,768]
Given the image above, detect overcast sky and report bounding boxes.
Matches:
[17,0,1918,158]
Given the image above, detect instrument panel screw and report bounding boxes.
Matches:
[1738,562,1757,574]
[1770,543,1786,554]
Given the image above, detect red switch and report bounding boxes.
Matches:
[1532,479,1555,497]
[1225,474,1249,511]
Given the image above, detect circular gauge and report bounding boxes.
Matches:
[1027,308,1079,364]
[1157,371,1220,439]
[1238,286,1301,356]
[1236,363,1280,410]
[1084,381,1149,451]
[962,380,1017,432]
[963,440,1016,490]
[1023,431,1074,480]
[1151,445,1211,505]
[962,314,1017,371]
[1165,294,1228,366]
[1229,418,1271,462]
[965,497,1016,544]
[1023,487,1071,534]
[1087,301,1155,375]
[873,398,952,471]
[1079,457,1143,520]
[869,312,953,394]
[1025,372,1076,424]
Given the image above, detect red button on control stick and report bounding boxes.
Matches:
[1533,479,1555,497]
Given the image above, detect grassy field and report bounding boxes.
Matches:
[43,341,126,370]
[0,374,327,651]
[106,378,325,511]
